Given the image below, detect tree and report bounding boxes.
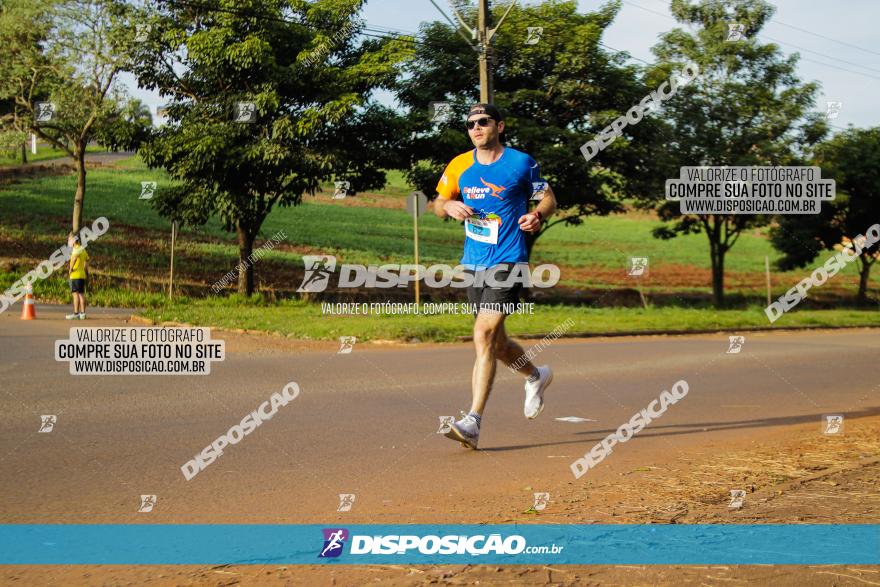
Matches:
[396,0,662,257]
[94,97,153,152]
[0,97,27,164]
[0,0,52,165]
[771,127,880,304]
[642,0,825,306]
[0,0,140,231]
[133,0,411,296]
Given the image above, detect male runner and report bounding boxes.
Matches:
[433,103,557,449]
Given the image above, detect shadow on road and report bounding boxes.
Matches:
[480,406,880,452]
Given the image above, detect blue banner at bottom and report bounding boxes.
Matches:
[0,524,876,565]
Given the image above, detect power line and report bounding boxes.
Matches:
[636,0,880,58]
[158,0,455,53]
[760,34,880,76]
[148,0,858,131]
[619,0,880,82]
[793,56,880,83]
[770,20,880,58]
[598,42,654,66]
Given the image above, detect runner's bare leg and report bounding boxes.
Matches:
[494,322,535,378]
[470,311,506,415]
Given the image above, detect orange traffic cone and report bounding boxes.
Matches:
[21,284,36,320]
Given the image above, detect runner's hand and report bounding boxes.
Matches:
[443,200,474,221]
[518,213,541,233]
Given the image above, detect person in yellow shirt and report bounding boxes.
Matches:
[66,232,89,320]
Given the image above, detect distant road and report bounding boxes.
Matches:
[0,151,135,172]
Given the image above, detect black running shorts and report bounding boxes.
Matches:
[465,262,525,316]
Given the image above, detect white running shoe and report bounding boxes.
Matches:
[77,313,86,320]
[524,365,553,419]
[65,313,78,320]
[444,411,480,449]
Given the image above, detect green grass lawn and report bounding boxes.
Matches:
[0,145,104,166]
[1,153,877,340]
[0,158,880,292]
[3,153,871,278]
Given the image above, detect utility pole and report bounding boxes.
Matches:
[169,221,177,300]
[477,0,493,102]
[432,0,516,104]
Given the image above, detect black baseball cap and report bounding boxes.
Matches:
[467,103,503,122]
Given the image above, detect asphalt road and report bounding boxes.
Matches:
[0,151,134,172]
[1,306,878,524]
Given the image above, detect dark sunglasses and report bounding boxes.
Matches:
[466,116,494,130]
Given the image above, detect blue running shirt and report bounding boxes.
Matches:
[436,147,545,270]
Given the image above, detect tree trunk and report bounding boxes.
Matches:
[857,258,872,305]
[237,222,255,296]
[710,241,725,307]
[72,145,86,232]
[21,142,27,164]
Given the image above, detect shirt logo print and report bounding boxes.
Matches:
[480,178,506,200]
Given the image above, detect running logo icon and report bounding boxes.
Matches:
[138,495,157,513]
[338,336,356,354]
[134,23,151,42]
[429,101,452,124]
[533,492,550,511]
[825,101,843,120]
[726,23,746,42]
[38,415,56,433]
[530,181,548,201]
[333,181,350,199]
[628,257,648,277]
[823,414,844,435]
[728,489,745,509]
[437,416,455,434]
[524,27,543,45]
[234,102,256,123]
[319,528,349,558]
[35,102,56,123]
[337,494,356,512]
[140,181,157,200]
[297,255,336,293]
[727,336,745,354]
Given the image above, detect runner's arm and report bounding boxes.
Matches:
[432,194,451,219]
[519,185,558,232]
[434,163,472,220]
[433,194,473,221]
[535,184,557,221]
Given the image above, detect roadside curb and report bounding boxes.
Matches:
[127,315,155,326]
[128,314,310,341]
[129,313,880,344]
[455,324,880,342]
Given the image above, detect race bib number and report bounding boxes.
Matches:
[465,217,499,244]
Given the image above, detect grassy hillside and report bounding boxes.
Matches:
[1,154,877,340]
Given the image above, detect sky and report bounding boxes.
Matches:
[122,0,880,131]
